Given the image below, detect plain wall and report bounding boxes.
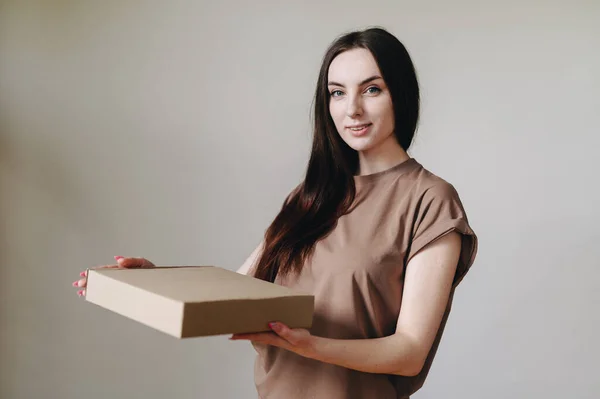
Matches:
[1,1,599,398]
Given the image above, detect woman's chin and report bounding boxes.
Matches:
[343,136,375,153]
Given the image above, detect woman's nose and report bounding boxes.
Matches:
[346,96,363,117]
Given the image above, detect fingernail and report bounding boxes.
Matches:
[77,290,84,296]
[268,322,277,329]
[114,256,124,261]
[80,271,86,277]
[72,281,79,287]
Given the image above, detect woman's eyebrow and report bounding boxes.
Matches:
[327,75,382,88]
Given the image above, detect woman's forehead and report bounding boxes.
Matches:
[328,48,381,85]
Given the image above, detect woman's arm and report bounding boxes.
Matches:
[303,330,423,376]
[312,232,461,376]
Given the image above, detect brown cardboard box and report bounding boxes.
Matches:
[85,266,314,338]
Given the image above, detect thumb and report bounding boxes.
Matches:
[115,256,147,268]
[269,322,293,340]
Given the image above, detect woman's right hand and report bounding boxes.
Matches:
[72,256,156,297]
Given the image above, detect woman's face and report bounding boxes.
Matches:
[327,48,396,154]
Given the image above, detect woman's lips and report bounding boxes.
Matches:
[347,123,372,137]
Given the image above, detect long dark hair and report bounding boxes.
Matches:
[253,27,420,282]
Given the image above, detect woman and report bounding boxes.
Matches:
[73,27,478,399]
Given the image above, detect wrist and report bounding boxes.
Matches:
[303,335,325,361]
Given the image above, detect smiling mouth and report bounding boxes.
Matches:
[347,123,372,131]
[346,123,372,136]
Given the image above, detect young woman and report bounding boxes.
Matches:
[73,27,478,399]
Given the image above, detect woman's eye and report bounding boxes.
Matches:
[366,86,381,94]
[330,90,343,97]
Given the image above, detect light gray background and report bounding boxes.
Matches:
[1,1,598,398]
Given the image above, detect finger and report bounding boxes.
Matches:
[117,257,150,268]
[268,322,303,346]
[258,334,289,348]
[230,332,264,341]
[72,277,87,288]
[230,332,287,347]
[76,262,123,289]
[268,322,288,335]
[140,258,155,268]
[77,289,86,297]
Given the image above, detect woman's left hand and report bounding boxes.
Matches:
[230,322,316,358]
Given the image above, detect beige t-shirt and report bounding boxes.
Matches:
[252,158,478,399]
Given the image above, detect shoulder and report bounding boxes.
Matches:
[405,161,463,203]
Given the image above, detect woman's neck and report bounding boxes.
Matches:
[356,135,410,176]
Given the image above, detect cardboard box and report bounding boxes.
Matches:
[85,266,314,338]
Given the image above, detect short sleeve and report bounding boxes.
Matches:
[406,182,478,288]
